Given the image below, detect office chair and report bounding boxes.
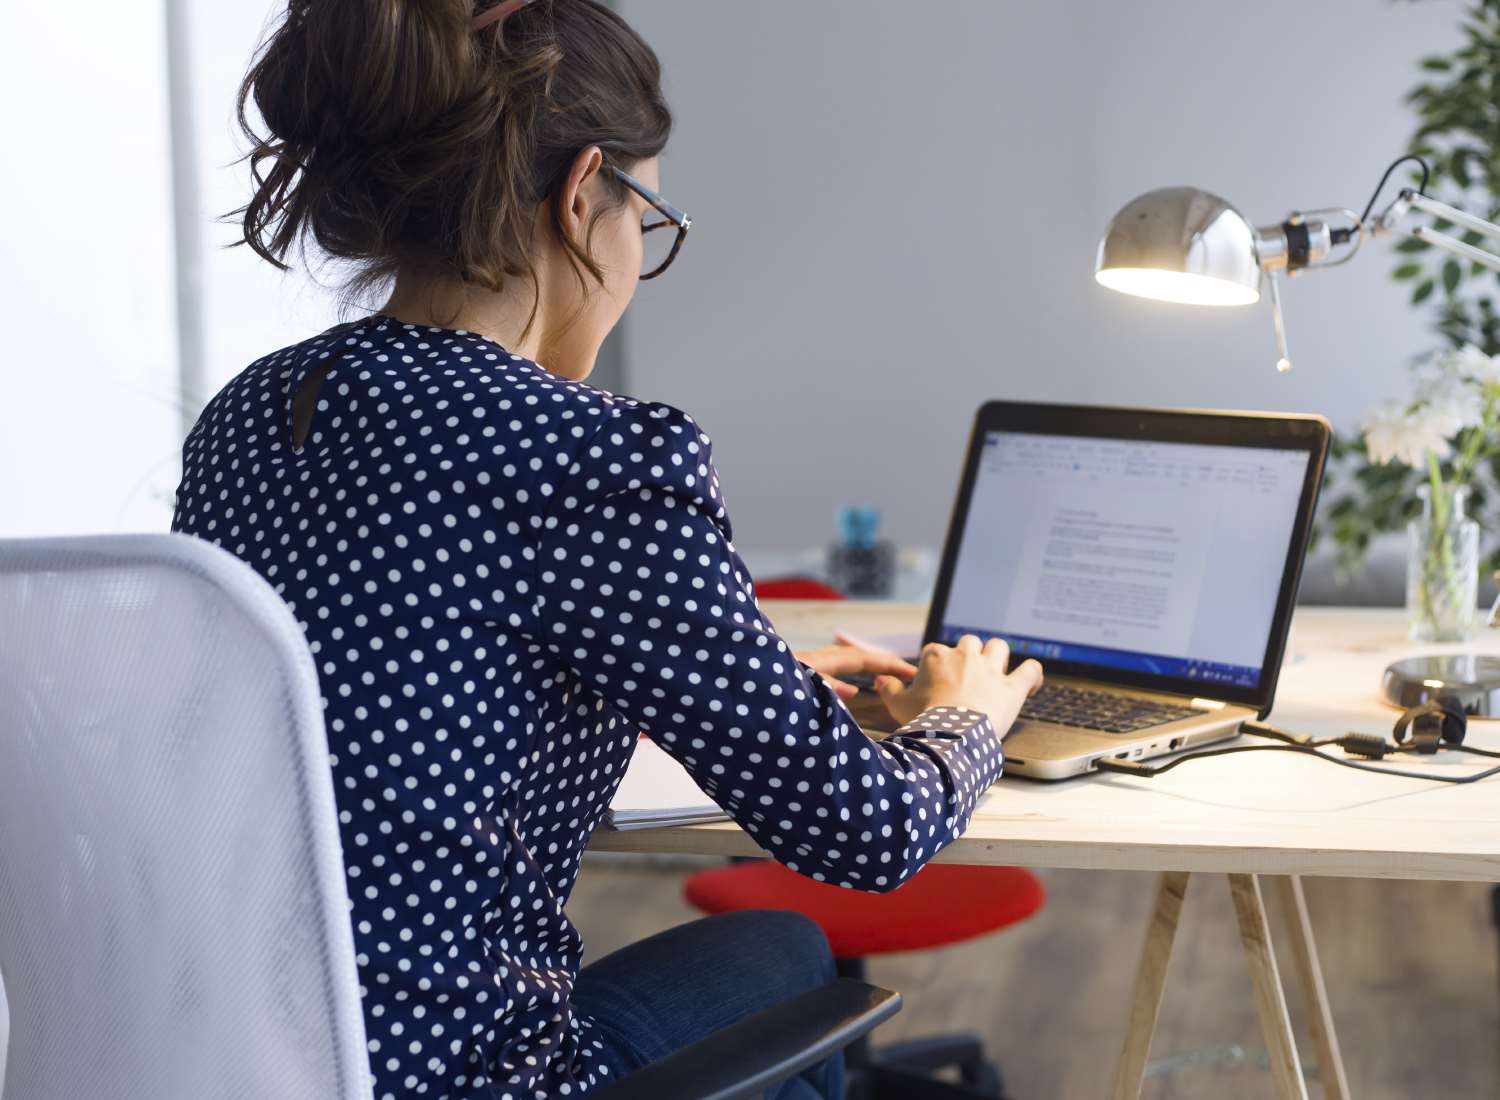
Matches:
[0,535,900,1100]
[0,533,373,1100]
[690,577,1050,1100]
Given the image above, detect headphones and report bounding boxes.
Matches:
[1391,695,1469,754]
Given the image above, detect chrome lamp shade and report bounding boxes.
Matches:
[1094,186,1262,306]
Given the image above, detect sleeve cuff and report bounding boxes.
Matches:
[893,705,994,739]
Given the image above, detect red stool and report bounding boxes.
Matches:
[684,862,1043,1099]
[754,575,846,601]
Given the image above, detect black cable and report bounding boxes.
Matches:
[1358,153,1432,226]
[1244,719,1500,760]
[1460,744,1500,760]
[1094,725,1500,785]
[1241,720,1328,746]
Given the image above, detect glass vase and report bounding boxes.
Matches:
[1406,483,1480,643]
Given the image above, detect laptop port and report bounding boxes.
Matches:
[1169,736,1184,751]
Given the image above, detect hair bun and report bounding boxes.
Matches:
[233,0,671,311]
[250,0,486,150]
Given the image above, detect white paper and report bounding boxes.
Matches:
[604,737,727,830]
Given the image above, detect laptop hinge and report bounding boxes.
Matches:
[1190,697,1228,710]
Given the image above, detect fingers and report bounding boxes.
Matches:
[874,674,904,703]
[825,675,859,700]
[828,645,918,678]
[833,630,901,657]
[957,633,982,655]
[800,644,917,680]
[799,647,859,676]
[863,652,918,679]
[981,636,1011,668]
[1009,658,1045,696]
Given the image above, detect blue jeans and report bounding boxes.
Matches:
[572,909,845,1099]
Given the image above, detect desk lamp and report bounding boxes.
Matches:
[1095,155,1500,714]
[1095,156,1500,372]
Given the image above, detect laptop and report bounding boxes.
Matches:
[844,402,1329,780]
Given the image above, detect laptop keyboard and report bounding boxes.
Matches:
[836,670,1200,735]
[1018,684,1201,733]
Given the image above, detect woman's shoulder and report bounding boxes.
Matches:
[550,388,726,523]
[584,391,712,449]
[568,389,715,471]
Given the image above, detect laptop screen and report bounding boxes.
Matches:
[934,430,1312,692]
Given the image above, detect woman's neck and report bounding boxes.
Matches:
[380,271,547,362]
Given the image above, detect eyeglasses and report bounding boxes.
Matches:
[606,163,692,280]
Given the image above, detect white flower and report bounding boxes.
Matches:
[1362,345,1493,467]
[1363,403,1456,467]
[1451,343,1500,387]
[1423,383,1483,436]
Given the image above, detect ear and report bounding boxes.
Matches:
[556,145,606,243]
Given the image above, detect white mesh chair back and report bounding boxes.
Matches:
[0,534,372,1100]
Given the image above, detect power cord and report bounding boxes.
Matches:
[1094,720,1500,785]
[1357,152,1432,226]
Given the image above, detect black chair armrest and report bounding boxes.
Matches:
[587,977,902,1100]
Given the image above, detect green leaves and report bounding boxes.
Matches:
[1325,0,1500,575]
[1389,7,1500,312]
[1317,447,1426,578]
[1453,147,1475,187]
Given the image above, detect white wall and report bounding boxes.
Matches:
[619,0,1464,555]
[0,4,180,537]
[180,0,342,405]
[0,1,341,538]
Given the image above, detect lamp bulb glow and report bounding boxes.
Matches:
[1093,267,1260,307]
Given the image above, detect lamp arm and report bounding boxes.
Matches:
[1375,190,1500,274]
[1404,192,1500,244]
[1404,225,1500,274]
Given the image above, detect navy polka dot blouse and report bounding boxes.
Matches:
[170,313,1004,1099]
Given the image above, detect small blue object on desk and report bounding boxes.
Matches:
[828,505,895,597]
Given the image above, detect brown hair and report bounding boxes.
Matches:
[233,0,671,316]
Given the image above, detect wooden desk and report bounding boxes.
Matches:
[591,603,1500,1099]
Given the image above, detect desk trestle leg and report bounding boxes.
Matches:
[1112,872,1347,1100]
[1111,870,1190,1100]
[1229,873,1309,1100]
[1272,875,1352,1100]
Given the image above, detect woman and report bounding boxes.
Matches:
[171,2,1043,1098]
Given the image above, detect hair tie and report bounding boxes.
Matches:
[470,0,536,32]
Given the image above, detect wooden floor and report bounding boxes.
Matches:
[568,857,1499,1099]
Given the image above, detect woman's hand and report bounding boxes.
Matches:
[873,635,1043,737]
[795,642,918,701]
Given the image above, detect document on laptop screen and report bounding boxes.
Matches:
[937,432,1310,689]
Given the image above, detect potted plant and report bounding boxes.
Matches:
[1318,0,1500,636]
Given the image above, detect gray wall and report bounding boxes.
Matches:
[619,0,1464,557]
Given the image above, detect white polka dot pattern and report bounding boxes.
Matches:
[170,313,1005,1099]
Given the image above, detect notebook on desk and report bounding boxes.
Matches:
[605,737,727,830]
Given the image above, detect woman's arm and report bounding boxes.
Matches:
[531,398,1006,892]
